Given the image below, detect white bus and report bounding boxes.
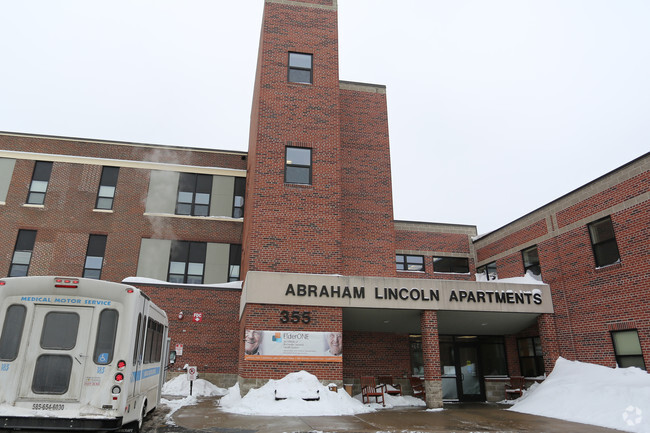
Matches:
[0,276,169,431]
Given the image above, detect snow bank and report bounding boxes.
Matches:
[510,357,650,433]
[220,370,422,416]
[162,374,227,397]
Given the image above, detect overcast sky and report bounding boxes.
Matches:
[0,1,648,234]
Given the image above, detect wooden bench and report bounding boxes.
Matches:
[409,376,426,400]
[377,375,402,396]
[504,376,525,399]
[360,376,385,406]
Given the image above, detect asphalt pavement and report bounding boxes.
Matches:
[142,397,622,433]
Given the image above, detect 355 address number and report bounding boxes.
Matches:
[280,310,311,324]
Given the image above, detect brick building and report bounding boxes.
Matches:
[0,0,648,408]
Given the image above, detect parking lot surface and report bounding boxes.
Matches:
[141,397,621,433]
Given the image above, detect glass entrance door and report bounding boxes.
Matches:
[457,344,483,401]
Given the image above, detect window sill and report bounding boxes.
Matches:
[397,270,425,274]
[0,201,5,206]
[285,182,313,188]
[143,212,244,223]
[93,209,114,214]
[595,261,622,271]
[22,203,44,209]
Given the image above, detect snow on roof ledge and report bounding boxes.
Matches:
[122,277,242,290]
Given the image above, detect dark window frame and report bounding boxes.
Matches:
[433,256,470,274]
[396,254,425,272]
[521,245,541,277]
[175,173,212,217]
[288,52,313,84]
[517,336,544,377]
[95,166,119,210]
[285,146,312,185]
[477,262,497,281]
[611,329,646,370]
[228,244,242,282]
[26,161,53,205]
[167,241,207,284]
[83,234,107,280]
[588,216,621,268]
[232,177,245,218]
[9,229,37,277]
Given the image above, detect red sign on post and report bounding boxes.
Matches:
[193,312,203,323]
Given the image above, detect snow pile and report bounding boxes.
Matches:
[162,374,227,397]
[510,357,650,433]
[476,270,543,284]
[219,370,423,416]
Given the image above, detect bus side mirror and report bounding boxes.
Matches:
[169,351,176,365]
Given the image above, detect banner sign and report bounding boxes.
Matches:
[244,330,342,362]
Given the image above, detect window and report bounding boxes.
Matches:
[168,241,206,284]
[611,330,645,369]
[0,305,27,361]
[433,257,469,274]
[518,337,544,377]
[95,166,119,210]
[480,337,508,376]
[396,254,425,272]
[26,161,53,205]
[522,246,541,277]
[41,312,79,350]
[176,173,212,216]
[232,177,246,218]
[93,310,118,364]
[477,262,497,281]
[133,314,143,365]
[229,244,242,282]
[285,147,312,185]
[143,318,164,364]
[588,217,621,267]
[9,230,37,277]
[288,52,312,84]
[83,234,107,279]
[32,355,72,394]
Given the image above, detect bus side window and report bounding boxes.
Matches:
[94,309,118,365]
[133,314,142,365]
[144,319,154,364]
[0,305,27,361]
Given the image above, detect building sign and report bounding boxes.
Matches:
[193,312,203,322]
[240,271,554,316]
[244,330,342,362]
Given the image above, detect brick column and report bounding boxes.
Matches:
[537,313,561,374]
[421,310,442,408]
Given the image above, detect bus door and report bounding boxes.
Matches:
[130,300,147,397]
[19,305,93,401]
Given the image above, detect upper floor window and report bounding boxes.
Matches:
[477,262,497,280]
[288,52,313,84]
[522,245,541,277]
[229,244,242,282]
[27,161,53,205]
[233,177,245,218]
[433,257,469,274]
[84,234,107,279]
[285,147,312,185]
[611,330,645,369]
[96,167,119,210]
[176,173,212,216]
[518,336,544,377]
[396,254,424,272]
[168,241,206,284]
[9,230,37,277]
[588,216,620,267]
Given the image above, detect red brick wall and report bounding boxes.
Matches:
[0,158,242,282]
[132,283,241,375]
[394,228,475,280]
[239,303,343,380]
[342,331,411,378]
[242,1,343,278]
[476,219,547,264]
[0,133,247,170]
[339,86,396,277]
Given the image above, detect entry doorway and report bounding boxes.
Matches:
[440,336,485,402]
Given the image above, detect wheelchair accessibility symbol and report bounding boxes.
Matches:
[98,353,109,363]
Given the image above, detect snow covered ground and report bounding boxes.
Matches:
[510,357,650,433]
[161,359,650,432]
